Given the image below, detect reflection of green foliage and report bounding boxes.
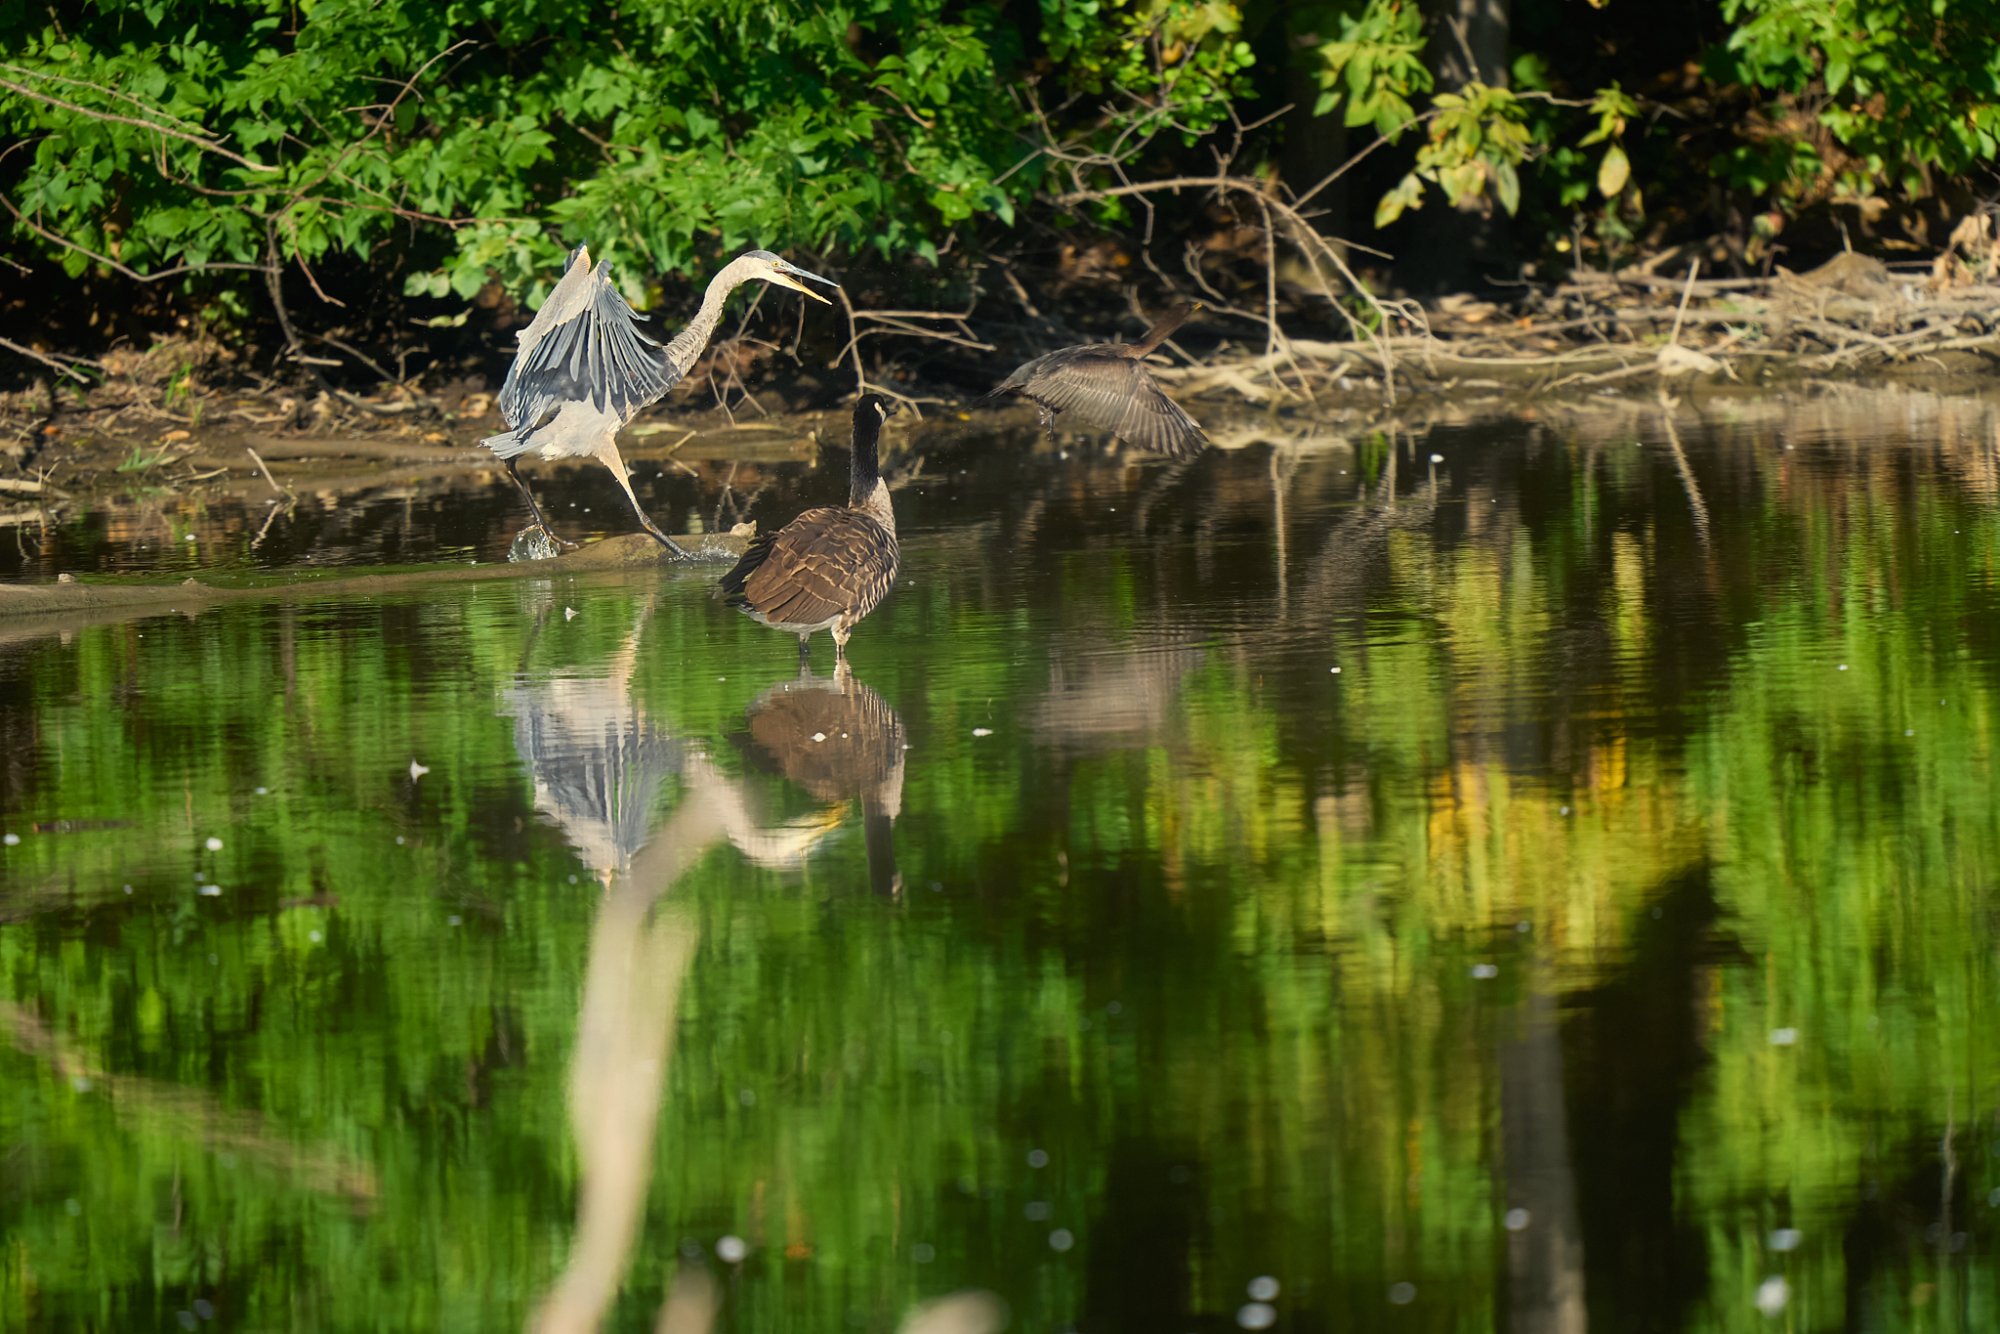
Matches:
[4,417,2000,1328]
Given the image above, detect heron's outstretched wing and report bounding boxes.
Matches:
[1004,350,1208,459]
[496,245,672,432]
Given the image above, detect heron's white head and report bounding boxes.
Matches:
[740,249,839,304]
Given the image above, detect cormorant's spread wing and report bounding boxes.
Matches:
[1013,351,1208,459]
[497,245,672,431]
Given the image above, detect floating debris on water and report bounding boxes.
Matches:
[205,837,223,851]
[2,833,17,846]
[198,885,221,897]
[715,1235,747,1263]
[564,606,578,621]
[1027,1149,1049,1168]
[1237,1303,1277,1329]
[1754,1276,1788,1317]
[1505,1208,1531,1231]
[911,1243,936,1264]
[1470,963,1499,980]
[1048,1228,1074,1252]
[972,727,993,737]
[1768,1228,1801,1252]
[1024,1200,1051,1221]
[1388,1282,1416,1305]
[1769,1027,1799,1046]
[812,732,828,742]
[409,760,430,780]
[1247,1276,1280,1301]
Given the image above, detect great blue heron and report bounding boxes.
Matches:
[483,245,840,557]
[716,394,900,662]
[986,300,1208,458]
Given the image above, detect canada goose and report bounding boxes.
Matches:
[717,394,900,663]
[986,301,1208,458]
[484,246,839,555]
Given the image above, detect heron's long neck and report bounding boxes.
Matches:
[660,259,754,378]
[849,421,894,533]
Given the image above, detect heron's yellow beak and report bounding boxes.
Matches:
[768,264,839,305]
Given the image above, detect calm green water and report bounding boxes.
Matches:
[3,392,1999,1332]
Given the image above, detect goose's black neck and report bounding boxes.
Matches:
[847,399,887,509]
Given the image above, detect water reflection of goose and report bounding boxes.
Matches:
[734,662,906,896]
[1031,633,1206,757]
[718,395,901,665]
[496,599,681,888]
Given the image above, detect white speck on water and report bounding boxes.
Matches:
[207,953,219,965]
[1505,1208,1531,1231]
[738,1087,756,1107]
[1989,1187,2000,1207]
[308,931,322,943]
[71,1074,92,1093]
[193,1299,215,1320]
[717,676,726,682]
[1108,507,1116,512]
[1768,1228,1802,1252]
[1838,663,1849,671]
[564,606,578,621]
[123,885,133,895]
[1429,453,1444,463]
[1236,1304,1277,1330]
[1560,806,1571,816]
[198,885,221,897]
[568,874,578,885]
[1106,1000,1122,1015]
[1388,1282,1417,1305]
[1247,1276,1280,1301]
[255,786,268,796]
[812,732,828,743]
[176,1312,196,1332]
[1048,1228,1075,1252]
[409,760,429,780]
[1024,1201,1052,1221]
[912,1242,936,1264]
[205,837,223,851]
[395,836,405,846]
[972,727,993,737]
[1905,729,1914,737]
[1330,666,1342,674]
[715,1235,747,1263]
[1027,1149,1050,1168]
[1769,1027,1799,1046]
[184,534,196,542]
[447,915,462,927]
[1471,963,1499,980]
[1515,920,1532,933]
[1,833,17,846]
[1754,1276,1789,1317]
[64,1197,81,1217]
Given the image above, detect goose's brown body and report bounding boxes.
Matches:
[987,302,1208,458]
[718,395,899,660]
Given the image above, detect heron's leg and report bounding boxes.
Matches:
[598,439,691,560]
[505,459,576,548]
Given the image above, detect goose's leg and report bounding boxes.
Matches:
[598,439,691,560]
[797,634,811,669]
[831,624,851,663]
[505,460,576,548]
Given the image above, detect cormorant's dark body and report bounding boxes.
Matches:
[987,302,1208,458]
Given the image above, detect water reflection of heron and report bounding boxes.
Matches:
[734,661,906,896]
[496,598,681,888]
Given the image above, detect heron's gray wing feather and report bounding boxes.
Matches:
[497,251,672,433]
